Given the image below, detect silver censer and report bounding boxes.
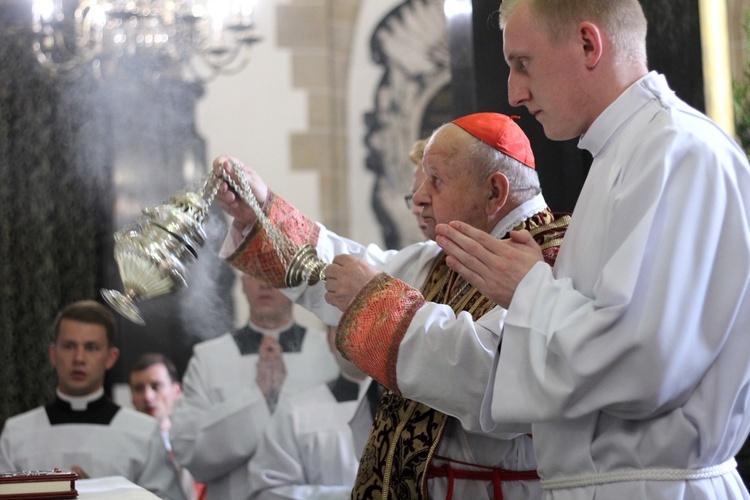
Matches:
[101,163,327,325]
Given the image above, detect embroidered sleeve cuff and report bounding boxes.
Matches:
[227,191,321,287]
[336,273,426,394]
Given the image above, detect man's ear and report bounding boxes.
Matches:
[105,346,120,370]
[486,172,509,215]
[578,21,603,69]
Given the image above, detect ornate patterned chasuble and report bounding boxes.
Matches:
[352,209,563,500]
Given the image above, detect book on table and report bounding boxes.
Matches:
[0,468,78,499]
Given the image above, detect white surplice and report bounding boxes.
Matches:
[248,377,370,500]
[170,330,338,500]
[0,405,186,500]
[479,72,750,499]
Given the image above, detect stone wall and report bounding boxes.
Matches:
[278,0,361,235]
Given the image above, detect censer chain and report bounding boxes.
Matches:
[203,162,298,269]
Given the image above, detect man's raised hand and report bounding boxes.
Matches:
[212,155,269,231]
[323,255,379,312]
[435,221,543,309]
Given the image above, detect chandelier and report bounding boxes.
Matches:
[30,0,261,82]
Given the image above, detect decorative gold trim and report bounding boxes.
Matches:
[540,237,565,251]
[382,399,418,499]
[529,215,571,236]
[420,415,449,497]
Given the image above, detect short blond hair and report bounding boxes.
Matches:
[499,0,647,66]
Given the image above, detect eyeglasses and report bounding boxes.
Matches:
[404,194,414,209]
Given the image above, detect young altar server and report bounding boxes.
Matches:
[0,300,186,500]
[129,352,205,500]
[248,324,369,499]
[170,274,339,500]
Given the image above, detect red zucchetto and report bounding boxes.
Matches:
[452,113,535,169]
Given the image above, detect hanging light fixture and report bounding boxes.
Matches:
[30,0,261,82]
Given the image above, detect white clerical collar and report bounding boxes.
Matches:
[490,193,548,239]
[57,387,104,411]
[247,318,295,340]
[579,71,663,158]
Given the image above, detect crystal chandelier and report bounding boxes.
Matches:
[30,0,261,82]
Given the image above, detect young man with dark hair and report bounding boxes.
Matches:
[0,300,186,500]
[130,352,204,500]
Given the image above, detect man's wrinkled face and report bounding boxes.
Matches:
[50,319,119,397]
[130,363,181,422]
[412,126,490,239]
[410,166,430,239]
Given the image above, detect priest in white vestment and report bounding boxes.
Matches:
[211,113,569,499]
[248,325,369,500]
[170,274,338,500]
[0,300,186,500]
[424,1,750,499]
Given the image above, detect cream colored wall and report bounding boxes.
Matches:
[195,0,380,330]
[196,0,327,329]
[196,3,319,221]
[345,0,414,248]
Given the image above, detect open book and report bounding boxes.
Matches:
[0,468,78,499]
